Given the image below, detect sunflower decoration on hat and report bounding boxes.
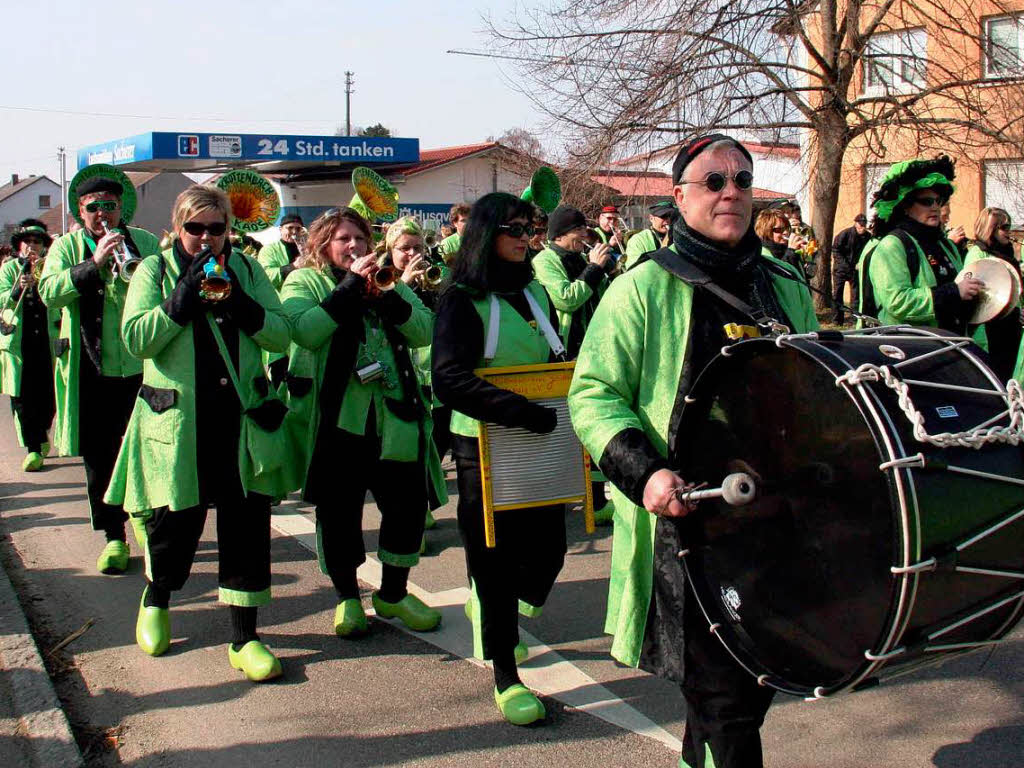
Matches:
[871,155,955,223]
[68,164,138,226]
[216,170,281,233]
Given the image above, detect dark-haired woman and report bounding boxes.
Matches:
[860,156,984,338]
[433,192,566,726]
[281,207,442,638]
[965,207,1021,381]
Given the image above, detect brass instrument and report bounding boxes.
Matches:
[424,229,439,250]
[197,247,233,303]
[1,256,45,333]
[371,265,401,292]
[101,222,142,283]
[419,264,444,290]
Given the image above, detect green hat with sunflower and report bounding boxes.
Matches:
[871,155,955,223]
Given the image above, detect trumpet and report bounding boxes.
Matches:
[101,222,142,283]
[197,247,233,303]
[424,230,439,250]
[0,256,44,334]
[370,265,401,292]
[418,264,444,290]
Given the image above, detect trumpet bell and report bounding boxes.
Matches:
[119,256,142,283]
[421,264,444,289]
[372,265,401,291]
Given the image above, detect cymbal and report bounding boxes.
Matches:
[956,257,1021,324]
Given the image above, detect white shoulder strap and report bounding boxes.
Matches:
[522,288,566,358]
[485,294,501,362]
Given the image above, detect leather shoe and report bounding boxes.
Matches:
[371,592,441,632]
[494,684,545,725]
[333,598,368,637]
[228,640,282,682]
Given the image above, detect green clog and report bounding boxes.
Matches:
[514,641,529,665]
[333,598,368,637]
[371,592,441,632]
[493,684,545,726]
[22,452,43,472]
[228,640,282,682]
[41,440,51,458]
[135,591,170,657]
[97,539,130,574]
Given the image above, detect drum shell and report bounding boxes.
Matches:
[677,329,1024,696]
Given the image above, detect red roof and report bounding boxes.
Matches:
[37,204,72,233]
[401,142,501,176]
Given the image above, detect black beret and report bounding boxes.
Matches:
[76,177,123,197]
[547,205,587,240]
[280,213,304,227]
[648,201,676,217]
[672,134,753,185]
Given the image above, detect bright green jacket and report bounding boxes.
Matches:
[38,227,159,456]
[531,247,608,353]
[438,233,461,260]
[0,259,60,398]
[280,267,447,507]
[624,229,660,269]
[103,248,291,513]
[567,249,817,668]
[256,240,294,291]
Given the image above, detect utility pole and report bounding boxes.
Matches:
[344,71,355,136]
[57,146,67,235]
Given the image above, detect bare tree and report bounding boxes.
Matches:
[485,0,1024,308]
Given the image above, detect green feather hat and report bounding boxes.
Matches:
[871,155,955,222]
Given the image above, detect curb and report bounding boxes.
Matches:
[0,550,84,768]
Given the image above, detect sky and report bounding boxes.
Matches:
[2,0,546,188]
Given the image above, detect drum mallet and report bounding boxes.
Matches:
[674,472,757,506]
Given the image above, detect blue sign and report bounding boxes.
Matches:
[78,132,420,169]
[279,203,454,229]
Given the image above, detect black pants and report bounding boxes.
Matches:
[431,404,452,462]
[314,421,428,594]
[452,436,567,660]
[268,356,289,389]
[833,270,858,324]
[10,338,54,453]
[79,363,141,536]
[680,581,776,768]
[145,491,272,602]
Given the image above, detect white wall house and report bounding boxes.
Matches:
[0,175,62,231]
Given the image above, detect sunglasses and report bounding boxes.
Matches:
[998,223,1012,231]
[84,200,119,213]
[912,195,948,208]
[498,223,535,238]
[680,169,754,193]
[182,221,228,237]
[771,226,791,234]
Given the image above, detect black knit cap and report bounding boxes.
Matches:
[671,134,753,185]
[280,213,304,227]
[76,177,123,197]
[547,205,587,240]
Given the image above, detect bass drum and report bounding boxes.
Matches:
[677,327,1024,697]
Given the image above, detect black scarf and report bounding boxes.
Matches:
[672,218,788,326]
[894,216,958,283]
[549,242,587,280]
[488,258,534,295]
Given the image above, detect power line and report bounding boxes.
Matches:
[0,104,337,125]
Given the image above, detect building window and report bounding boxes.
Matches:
[863,163,889,217]
[984,160,1024,224]
[38,195,51,209]
[985,16,1024,78]
[863,29,927,92]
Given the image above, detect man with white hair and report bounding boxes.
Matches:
[569,134,817,768]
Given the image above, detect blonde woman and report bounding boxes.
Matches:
[281,208,441,637]
[105,185,291,681]
[966,207,1021,380]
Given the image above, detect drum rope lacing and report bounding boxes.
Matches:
[835,365,1024,449]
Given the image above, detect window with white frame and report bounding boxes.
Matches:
[985,16,1024,78]
[863,29,927,92]
[984,160,1024,225]
[863,163,889,217]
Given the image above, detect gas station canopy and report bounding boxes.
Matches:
[76,131,420,175]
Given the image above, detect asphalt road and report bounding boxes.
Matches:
[0,404,1021,767]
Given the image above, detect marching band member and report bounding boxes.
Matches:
[38,166,160,574]
[569,136,816,768]
[527,208,548,260]
[104,185,290,680]
[281,207,441,638]
[859,155,984,337]
[532,205,616,524]
[432,192,566,726]
[438,204,470,263]
[257,214,306,290]
[0,220,59,471]
[965,207,1021,381]
[377,216,450,540]
[624,201,676,267]
[591,204,626,252]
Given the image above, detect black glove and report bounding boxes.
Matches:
[520,403,558,435]
[214,263,265,336]
[321,269,366,324]
[162,249,214,325]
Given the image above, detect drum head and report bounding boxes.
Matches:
[677,340,896,693]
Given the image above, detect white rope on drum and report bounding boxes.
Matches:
[835,365,1024,449]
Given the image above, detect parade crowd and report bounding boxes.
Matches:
[2,136,1019,768]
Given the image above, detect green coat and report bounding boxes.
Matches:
[531,247,608,355]
[0,259,60,397]
[567,250,817,668]
[624,228,660,268]
[280,267,447,508]
[37,227,159,456]
[438,233,461,260]
[103,248,291,513]
[256,240,294,291]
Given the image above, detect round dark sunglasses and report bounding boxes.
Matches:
[680,170,754,193]
[498,223,536,238]
[182,221,228,237]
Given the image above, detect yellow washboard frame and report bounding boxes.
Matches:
[476,361,594,548]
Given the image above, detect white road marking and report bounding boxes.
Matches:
[270,508,682,753]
